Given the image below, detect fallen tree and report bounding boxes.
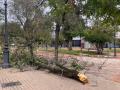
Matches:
[34,57,89,84]
[10,48,89,84]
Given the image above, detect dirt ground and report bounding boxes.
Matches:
[0,58,120,90]
[0,51,120,90]
[35,50,120,90]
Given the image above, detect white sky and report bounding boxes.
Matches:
[0,0,13,22]
[0,0,91,25]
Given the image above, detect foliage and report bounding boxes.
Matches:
[84,22,114,54]
[10,0,52,60]
[0,7,4,21]
[62,13,85,40]
[2,0,120,69]
[10,48,31,71]
[48,0,74,23]
[46,0,74,60]
[84,0,120,25]
[10,46,48,71]
[71,59,85,71]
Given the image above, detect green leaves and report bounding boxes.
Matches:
[84,0,120,25]
[0,7,4,21]
[84,22,114,44]
[48,0,74,23]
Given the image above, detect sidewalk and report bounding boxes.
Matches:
[0,52,120,90]
[0,68,86,90]
[0,64,120,90]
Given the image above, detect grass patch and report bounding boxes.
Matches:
[40,48,98,56]
[39,47,120,56]
[104,48,120,53]
[59,49,81,55]
[81,50,98,55]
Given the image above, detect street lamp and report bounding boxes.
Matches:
[2,0,10,68]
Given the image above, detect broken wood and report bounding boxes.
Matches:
[34,58,88,84]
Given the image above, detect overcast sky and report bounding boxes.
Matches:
[0,0,51,22]
[0,0,92,26]
[0,0,13,22]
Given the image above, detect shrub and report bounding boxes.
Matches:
[10,48,32,71]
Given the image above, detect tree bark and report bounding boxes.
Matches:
[28,44,34,64]
[35,60,79,79]
[68,39,72,51]
[80,36,83,52]
[96,43,103,54]
[55,23,60,61]
[45,43,48,51]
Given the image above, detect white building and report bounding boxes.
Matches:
[73,37,92,48]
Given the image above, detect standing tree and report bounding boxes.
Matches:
[48,0,85,54]
[61,0,85,51]
[84,22,114,54]
[48,0,75,60]
[11,0,51,62]
[62,13,85,50]
[84,0,120,55]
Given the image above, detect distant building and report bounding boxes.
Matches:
[72,37,81,47]
[116,32,120,39]
[72,37,93,48]
[73,31,120,48]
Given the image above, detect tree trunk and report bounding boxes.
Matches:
[55,23,60,61]
[45,43,48,51]
[68,39,72,51]
[96,43,103,54]
[35,59,88,84]
[28,44,34,64]
[35,60,79,80]
[80,36,83,52]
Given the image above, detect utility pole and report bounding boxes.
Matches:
[2,0,10,68]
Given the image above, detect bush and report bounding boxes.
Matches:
[10,47,49,71]
[10,48,32,71]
